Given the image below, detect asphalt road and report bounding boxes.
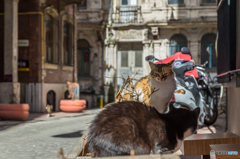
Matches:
[0,114,96,159]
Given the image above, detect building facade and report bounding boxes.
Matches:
[0,0,84,112]
[105,0,217,93]
[76,0,110,108]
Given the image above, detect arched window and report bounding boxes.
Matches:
[63,21,73,66]
[46,14,54,63]
[202,0,216,4]
[77,39,90,77]
[201,33,217,70]
[168,0,184,4]
[169,34,187,55]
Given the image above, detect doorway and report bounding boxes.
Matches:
[117,42,143,86]
[47,90,56,111]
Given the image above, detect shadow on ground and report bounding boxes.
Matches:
[0,113,46,131]
[52,130,83,138]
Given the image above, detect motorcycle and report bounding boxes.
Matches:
[145,55,218,126]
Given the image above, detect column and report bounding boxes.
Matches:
[108,44,115,84]
[104,44,109,85]
[142,40,151,76]
[104,85,109,104]
[160,39,168,59]
[153,40,163,59]
[96,40,102,82]
[4,0,20,104]
[73,4,78,82]
[189,40,200,64]
[4,0,19,83]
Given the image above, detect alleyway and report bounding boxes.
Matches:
[0,113,97,159]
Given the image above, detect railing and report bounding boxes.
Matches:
[201,57,217,72]
[113,6,143,23]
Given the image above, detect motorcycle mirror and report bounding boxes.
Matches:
[204,61,208,66]
[145,55,155,62]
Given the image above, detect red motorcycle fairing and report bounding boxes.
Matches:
[154,52,199,78]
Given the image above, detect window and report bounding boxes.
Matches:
[201,33,217,71]
[202,0,216,4]
[63,21,73,66]
[46,14,54,63]
[121,51,128,67]
[121,0,137,5]
[77,0,87,10]
[169,34,187,55]
[135,51,142,67]
[120,0,138,23]
[77,39,90,77]
[168,0,184,4]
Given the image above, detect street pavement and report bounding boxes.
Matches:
[0,107,226,159]
[0,109,100,159]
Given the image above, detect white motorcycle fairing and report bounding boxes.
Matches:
[173,77,206,126]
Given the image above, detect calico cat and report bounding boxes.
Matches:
[134,60,176,113]
[87,101,200,157]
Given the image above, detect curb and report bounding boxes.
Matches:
[27,111,99,123]
[0,109,100,127]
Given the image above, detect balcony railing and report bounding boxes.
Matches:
[113,6,143,23]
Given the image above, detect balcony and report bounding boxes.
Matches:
[113,6,143,24]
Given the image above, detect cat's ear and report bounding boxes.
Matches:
[193,107,200,116]
[149,62,156,70]
[167,60,175,67]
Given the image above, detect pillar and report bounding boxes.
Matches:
[4,0,19,83]
[160,39,168,59]
[104,85,109,104]
[108,44,115,84]
[189,40,200,64]
[73,4,78,82]
[153,40,163,59]
[143,40,151,76]
[4,0,20,104]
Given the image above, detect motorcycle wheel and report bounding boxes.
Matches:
[204,103,218,126]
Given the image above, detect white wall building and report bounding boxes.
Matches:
[105,0,217,93]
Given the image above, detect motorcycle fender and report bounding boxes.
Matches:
[174,93,197,109]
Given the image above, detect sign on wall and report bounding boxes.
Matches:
[18,40,29,47]
[18,60,29,71]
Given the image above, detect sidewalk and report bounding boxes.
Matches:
[0,108,101,128]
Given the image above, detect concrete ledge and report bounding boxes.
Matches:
[44,63,59,70]
[62,66,74,71]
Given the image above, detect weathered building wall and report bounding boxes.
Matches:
[77,0,109,108]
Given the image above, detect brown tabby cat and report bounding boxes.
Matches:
[87,101,200,157]
[134,60,176,113]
